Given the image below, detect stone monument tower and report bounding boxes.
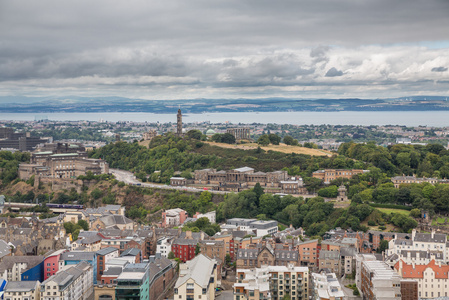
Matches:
[338,184,348,202]
[177,109,183,136]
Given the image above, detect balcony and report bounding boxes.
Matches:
[187,289,195,294]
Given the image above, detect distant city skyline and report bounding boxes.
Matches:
[0,0,448,100]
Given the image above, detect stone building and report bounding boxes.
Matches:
[226,128,251,141]
[143,129,157,141]
[194,167,303,194]
[236,245,299,268]
[19,142,109,180]
[312,169,367,184]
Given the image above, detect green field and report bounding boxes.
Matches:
[376,207,410,216]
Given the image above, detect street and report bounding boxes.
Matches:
[110,168,229,195]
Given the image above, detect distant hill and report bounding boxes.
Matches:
[0,96,448,113]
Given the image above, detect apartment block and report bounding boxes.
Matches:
[235,264,309,300]
[360,260,401,300]
[41,261,94,300]
[174,254,218,300]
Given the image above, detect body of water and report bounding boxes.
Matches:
[0,111,448,126]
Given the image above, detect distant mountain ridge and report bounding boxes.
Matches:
[0,96,448,113]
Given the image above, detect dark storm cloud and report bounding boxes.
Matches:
[325,67,344,77]
[431,67,448,72]
[0,0,448,98]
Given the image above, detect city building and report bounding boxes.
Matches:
[60,251,97,284]
[311,272,344,300]
[19,142,109,180]
[41,261,94,300]
[44,249,68,280]
[192,211,216,224]
[234,266,271,300]
[194,168,302,194]
[235,264,309,300]
[3,280,41,300]
[297,240,319,268]
[162,208,188,228]
[312,169,367,184]
[0,255,44,282]
[236,245,299,268]
[394,259,449,299]
[387,229,448,262]
[96,247,119,282]
[360,260,401,300]
[225,219,278,237]
[199,240,226,263]
[318,251,340,275]
[391,175,440,188]
[174,254,218,300]
[0,127,48,151]
[156,237,172,258]
[116,263,152,300]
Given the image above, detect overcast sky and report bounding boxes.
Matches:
[1,0,448,100]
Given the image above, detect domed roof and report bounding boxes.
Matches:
[206,129,216,135]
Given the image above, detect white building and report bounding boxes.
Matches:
[394,259,449,299]
[387,229,448,262]
[234,266,272,300]
[225,218,278,237]
[311,272,344,300]
[156,237,172,258]
[41,261,93,300]
[3,281,40,300]
[193,211,216,224]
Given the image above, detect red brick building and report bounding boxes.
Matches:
[172,238,197,262]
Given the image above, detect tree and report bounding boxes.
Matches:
[221,133,236,144]
[253,183,264,202]
[257,135,270,146]
[283,135,294,145]
[377,239,389,253]
[410,208,421,218]
[268,134,281,145]
[168,251,175,259]
[195,243,201,256]
[225,254,232,266]
[187,130,202,140]
[77,220,89,231]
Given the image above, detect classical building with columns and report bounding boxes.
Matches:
[193,166,305,194]
[227,127,251,141]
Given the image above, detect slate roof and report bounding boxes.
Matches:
[175,254,216,288]
[4,280,38,292]
[100,215,133,227]
[173,238,198,246]
[97,247,119,256]
[103,266,123,276]
[60,251,95,261]
[414,233,446,243]
[0,256,44,274]
[120,248,141,257]
[0,239,10,259]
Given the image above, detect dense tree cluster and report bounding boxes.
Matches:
[0,151,30,185]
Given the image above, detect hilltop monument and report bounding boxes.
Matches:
[177,109,183,136]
